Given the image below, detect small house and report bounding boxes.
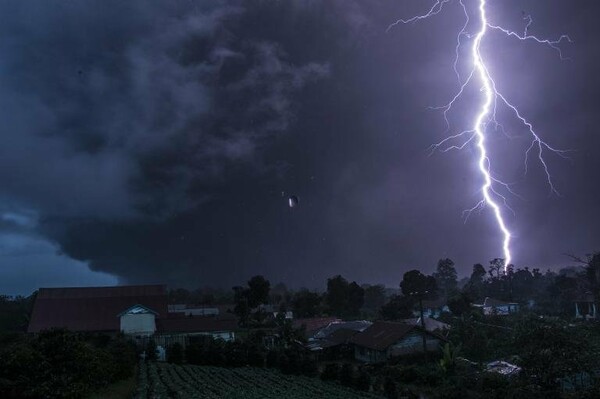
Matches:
[350,321,444,363]
[118,304,158,336]
[473,297,519,315]
[414,298,450,319]
[574,293,596,320]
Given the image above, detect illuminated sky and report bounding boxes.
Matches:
[0,0,598,295]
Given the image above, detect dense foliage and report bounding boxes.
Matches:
[0,330,137,399]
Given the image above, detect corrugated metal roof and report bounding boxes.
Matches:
[28,285,168,333]
[293,317,341,335]
[349,321,416,351]
[313,320,372,339]
[157,316,238,333]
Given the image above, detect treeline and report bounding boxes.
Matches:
[0,330,137,399]
[174,253,600,324]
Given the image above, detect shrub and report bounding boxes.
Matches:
[355,369,371,391]
[167,343,184,364]
[340,363,354,387]
[145,339,158,361]
[321,363,340,381]
[266,350,279,368]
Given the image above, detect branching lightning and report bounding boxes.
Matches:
[389,0,572,270]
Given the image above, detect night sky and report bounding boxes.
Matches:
[1,0,599,296]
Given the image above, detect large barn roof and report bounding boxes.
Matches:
[28,285,168,333]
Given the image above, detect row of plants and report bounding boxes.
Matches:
[134,362,383,399]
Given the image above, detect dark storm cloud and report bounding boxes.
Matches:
[1,0,599,293]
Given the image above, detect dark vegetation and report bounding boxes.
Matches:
[0,329,137,398]
[3,253,600,397]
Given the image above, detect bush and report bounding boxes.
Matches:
[145,339,158,361]
[384,377,398,399]
[321,363,340,381]
[355,369,371,391]
[106,334,137,379]
[340,363,354,387]
[300,356,318,377]
[247,344,266,367]
[0,329,131,399]
[167,343,184,364]
[266,350,279,368]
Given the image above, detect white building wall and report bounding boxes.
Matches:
[120,313,156,335]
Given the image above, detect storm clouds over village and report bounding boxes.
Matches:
[1,1,600,295]
[1,1,600,398]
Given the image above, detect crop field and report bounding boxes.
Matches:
[133,362,383,399]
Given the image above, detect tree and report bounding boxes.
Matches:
[145,339,158,361]
[433,258,458,298]
[488,258,504,279]
[363,284,387,312]
[232,275,271,326]
[291,289,321,318]
[167,343,184,364]
[347,282,365,316]
[380,295,413,320]
[247,275,270,308]
[233,286,251,325]
[326,275,349,316]
[400,270,437,357]
[400,270,437,299]
[447,292,472,316]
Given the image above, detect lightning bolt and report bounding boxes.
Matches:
[389,0,572,271]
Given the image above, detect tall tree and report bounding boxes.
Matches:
[464,263,486,301]
[291,290,322,318]
[433,258,458,298]
[379,295,413,320]
[347,282,365,316]
[400,270,437,357]
[247,275,270,308]
[325,275,364,317]
[363,284,387,312]
[326,275,349,316]
[488,258,505,279]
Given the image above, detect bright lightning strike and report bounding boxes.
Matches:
[389,0,572,270]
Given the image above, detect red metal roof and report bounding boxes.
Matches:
[350,321,416,351]
[28,285,168,333]
[157,316,238,333]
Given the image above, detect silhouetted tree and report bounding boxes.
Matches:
[363,284,387,312]
[326,275,364,317]
[400,270,437,356]
[447,292,472,316]
[291,289,321,318]
[347,282,365,316]
[433,258,458,298]
[247,275,270,308]
[326,275,349,316]
[380,295,413,320]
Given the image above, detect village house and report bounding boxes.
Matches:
[27,285,238,346]
[402,317,450,335]
[473,297,520,315]
[414,298,450,319]
[349,321,445,363]
[574,293,596,320]
[304,320,372,359]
